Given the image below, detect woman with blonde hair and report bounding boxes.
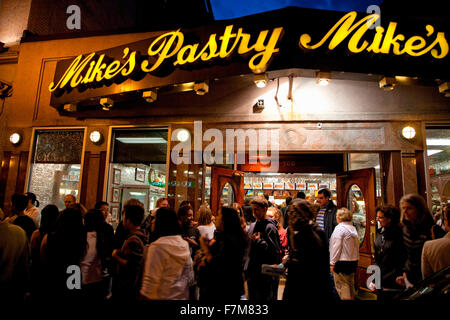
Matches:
[196,205,216,241]
[329,207,359,300]
[267,207,287,252]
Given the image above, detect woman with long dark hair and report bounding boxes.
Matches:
[25,192,40,228]
[80,209,106,300]
[42,206,87,299]
[196,206,249,301]
[396,193,435,288]
[29,204,59,296]
[282,199,332,301]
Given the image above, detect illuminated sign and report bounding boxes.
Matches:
[299,11,448,58]
[49,10,448,101]
[49,25,284,94]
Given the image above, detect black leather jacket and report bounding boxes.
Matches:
[374,225,406,289]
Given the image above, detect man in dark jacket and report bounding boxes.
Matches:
[111,205,148,301]
[316,189,338,242]
[281,196,292,229]
[244,197,282,301]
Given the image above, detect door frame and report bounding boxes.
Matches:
[337,167,377,288]
[210,166,244,215]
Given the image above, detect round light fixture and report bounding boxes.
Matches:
[401,126,416,139]
[318,79,329,86]
[89,131,103,144]
[176,129,190,142]
[9,133,21,145]
[255,80,267,88]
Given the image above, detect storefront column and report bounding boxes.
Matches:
[401,151,419,195]
[0,151,28,215]
[79,127,108,209]
[80,151,107,209]
[382,151,404,207]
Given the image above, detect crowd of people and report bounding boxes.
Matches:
[0,189,449,303]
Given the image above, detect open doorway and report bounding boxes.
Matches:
[208,152,381,294]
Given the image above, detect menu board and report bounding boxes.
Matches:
[296,183,306,190]
[319,184,329,190]
[263,183,273,190]
[274,183,284,190]
[285,183,295,190]
[307,183,318,191]
[253,183,262,189]
[244,183,252,189]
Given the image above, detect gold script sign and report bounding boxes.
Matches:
[299,11,448,58]
[49,25,284,93]
[49,12,448,94]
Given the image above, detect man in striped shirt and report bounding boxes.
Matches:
[316,189,338,242]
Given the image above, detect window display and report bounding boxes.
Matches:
[426,126,450,217]
[108,128,168,226]
[28,129,84,210]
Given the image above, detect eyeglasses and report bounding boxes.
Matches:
[376,216,385,220]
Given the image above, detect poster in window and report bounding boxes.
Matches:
[111,206,119,222]
[135,168,145,182]
[112,187,120,203]
[113,168,121,185]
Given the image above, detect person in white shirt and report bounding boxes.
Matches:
[80,210,105,299]
[140,208,194,300]
[25,192,41,228]
[196,205,216,241]
[329,207,360,300]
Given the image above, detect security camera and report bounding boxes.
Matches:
[100,97,114,110]
[317,122,323,129]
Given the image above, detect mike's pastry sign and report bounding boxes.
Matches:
[49,10,448,104]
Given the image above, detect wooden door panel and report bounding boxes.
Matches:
[210,167,244,215]
[337,168,377,289]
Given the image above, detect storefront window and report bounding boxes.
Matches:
[426,126,450,216]
[28,129,85,210]
[108,128,168,225]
